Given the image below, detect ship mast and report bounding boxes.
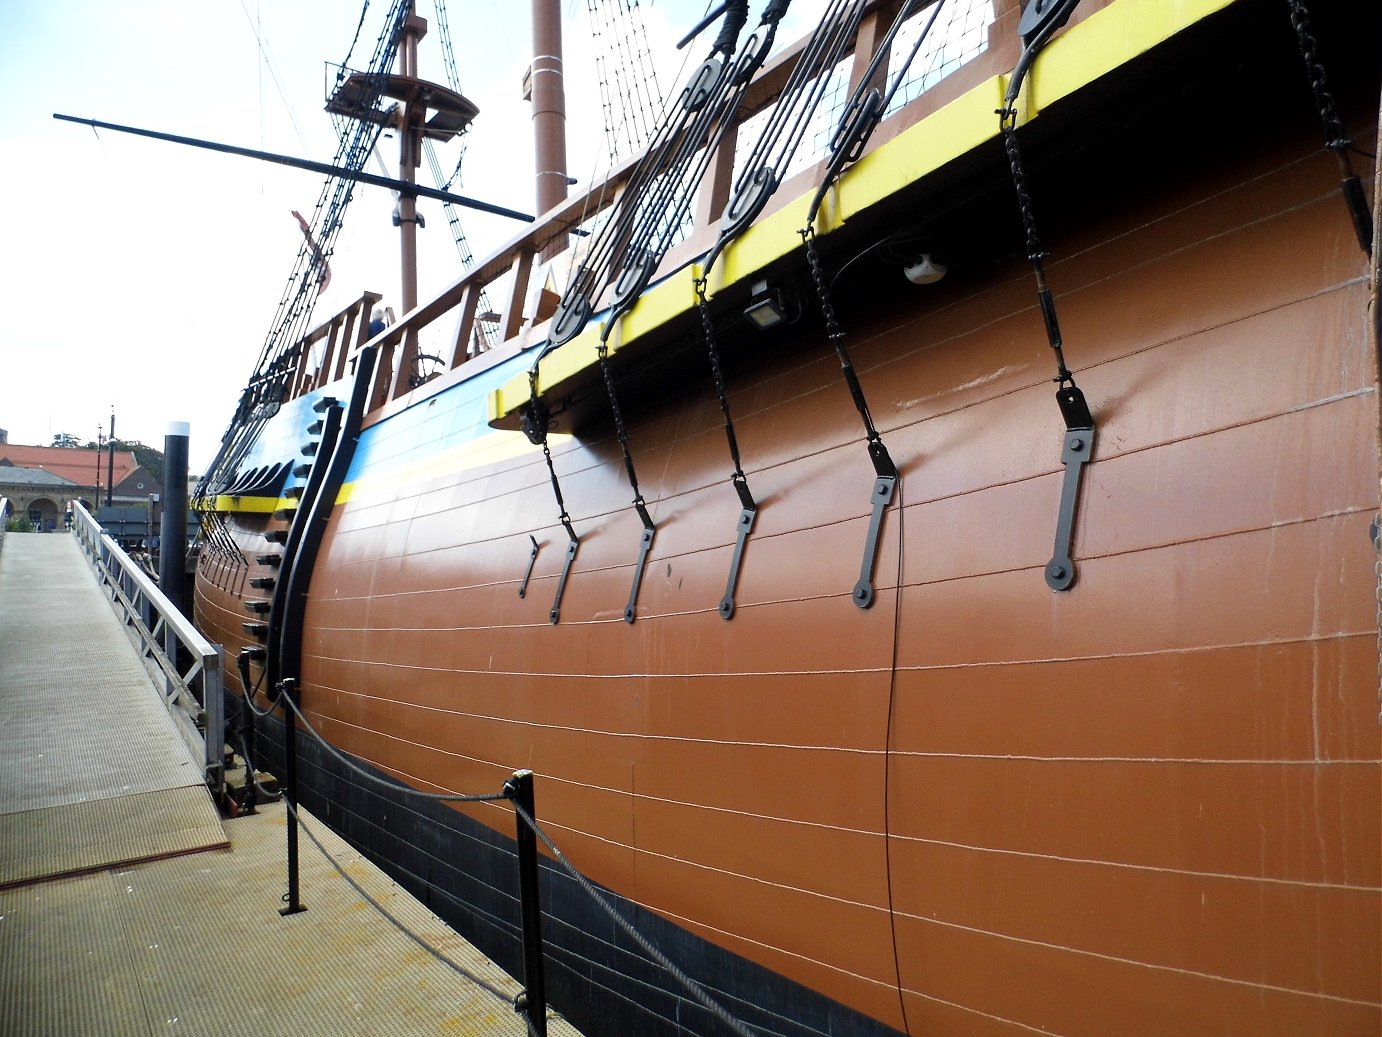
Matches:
[397,4,427,316]
[531,0,569,216]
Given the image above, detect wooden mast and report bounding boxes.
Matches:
[531,0,568,217]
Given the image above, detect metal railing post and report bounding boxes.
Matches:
[504,769,548,1037]
[279,679,306,916]
[204,647,225,798]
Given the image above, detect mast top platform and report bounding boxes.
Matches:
[326,73,479,142]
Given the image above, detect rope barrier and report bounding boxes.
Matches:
[278,693,509,804]
[267,682,760,1037]
[510,801,759,1037]
[281,797,518,1006]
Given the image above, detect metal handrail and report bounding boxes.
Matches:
[69,500,225,796]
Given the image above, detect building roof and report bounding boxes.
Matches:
[0,466,79,488]
[0,445,139,487]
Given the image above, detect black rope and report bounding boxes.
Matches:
[510,801,758,1037]
[1285,0,1373,255]
[281,798,517,1006]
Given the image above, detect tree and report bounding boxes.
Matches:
[79,438,166,485]
[51,433,81,448]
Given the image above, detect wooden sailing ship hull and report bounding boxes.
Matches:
[195,1,1381,1034]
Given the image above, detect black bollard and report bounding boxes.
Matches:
[504,770,548,1037]
[157,422,189,615]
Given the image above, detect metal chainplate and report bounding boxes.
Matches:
[550,537,579,624]
[624,522,657,623]
[1045,425,1095,591]
[518,535,539,598]
[719,505,758,620]
[853,474,896,609]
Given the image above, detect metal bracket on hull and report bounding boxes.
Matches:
[853,440,897,609]
[719,478,758,620]
[550,532,579,624]
[519,535,539,598]
[624,504,657,624]
[1045,384,1095,592]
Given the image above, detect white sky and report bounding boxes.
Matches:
[0,0,828,473]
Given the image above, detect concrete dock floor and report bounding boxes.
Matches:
[0,532,579,1037]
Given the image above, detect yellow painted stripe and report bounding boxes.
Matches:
[484,0,1237,422]
[209,495,294,514]
[335,429,564,505]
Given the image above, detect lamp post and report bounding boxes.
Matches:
[94,423,103,506]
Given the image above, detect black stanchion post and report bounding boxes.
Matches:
[279,679,306,916]
[504,769,548,1037]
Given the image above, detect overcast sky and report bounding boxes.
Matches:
[0,1,828,472]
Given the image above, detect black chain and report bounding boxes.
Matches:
[997,106,1077,388]
[801,225,891,454]
[1284,0,1373,255]
[695,276,751,489]
[596,337,651,515]
[1287,0,1347,150]
[525,367,578,543]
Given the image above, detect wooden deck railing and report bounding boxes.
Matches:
[285,0,1034,417]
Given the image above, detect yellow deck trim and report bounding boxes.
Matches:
[488,0,1237,424]
[209,495,292,514]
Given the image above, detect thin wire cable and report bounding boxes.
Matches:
[281,798,518,1006]
[279,692,509,804]
[511,801,759,1037]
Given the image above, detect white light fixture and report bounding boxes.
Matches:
[743,279,786,329]
[903,254,947,285]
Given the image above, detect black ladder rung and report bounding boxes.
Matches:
[242,622,268,639]
[292,463,312,478]
[264,530,289,544]
[245,600,271,614]
[249,576,276,590]
[255,554,281,566]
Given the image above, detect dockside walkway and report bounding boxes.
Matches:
[0,532,579,1037]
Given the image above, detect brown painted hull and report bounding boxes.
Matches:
[196,4,1382,1034]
